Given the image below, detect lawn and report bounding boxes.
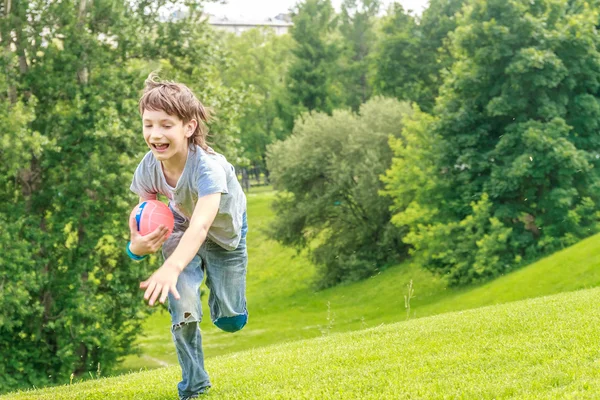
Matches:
[5,188,600,399]
[5,287,600,399]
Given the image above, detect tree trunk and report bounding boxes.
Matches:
[14,25,28,75]
[76,0,88,84]
[1,0,17,103]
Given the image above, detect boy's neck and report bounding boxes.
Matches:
[161,148,188,179]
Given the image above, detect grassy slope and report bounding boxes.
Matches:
[5,287,600,399]
[119,189,600,372]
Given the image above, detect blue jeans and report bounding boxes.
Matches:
[162,213,248,399]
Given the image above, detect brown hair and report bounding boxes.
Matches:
[139,72,214,150]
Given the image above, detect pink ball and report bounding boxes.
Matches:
[130,200,175,239]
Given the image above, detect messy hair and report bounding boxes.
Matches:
[139,72,214,150]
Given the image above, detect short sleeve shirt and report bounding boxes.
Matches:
[130,146,247,250]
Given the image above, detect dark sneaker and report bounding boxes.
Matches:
[180,387,210,399]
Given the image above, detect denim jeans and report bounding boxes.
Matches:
[162,212,248,399]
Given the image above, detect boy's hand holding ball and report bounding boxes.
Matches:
[128,217,170,256]
[128,200,174,256]
[128,200,179,305]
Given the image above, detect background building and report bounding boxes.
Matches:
[208,14,293,35]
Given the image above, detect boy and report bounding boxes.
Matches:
[127,73,248,399]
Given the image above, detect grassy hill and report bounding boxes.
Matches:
[4,187,600,398]
[118,188,600,372]
[5,287,600,399]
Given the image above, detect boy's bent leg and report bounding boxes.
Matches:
[203,235,248,333]
[164,232,211,398]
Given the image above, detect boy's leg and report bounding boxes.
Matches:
[163,231,211,399]
[202,215,249,332]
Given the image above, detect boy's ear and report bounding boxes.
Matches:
[185,119,198,138]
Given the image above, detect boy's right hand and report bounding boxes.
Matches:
[129,217,169,256]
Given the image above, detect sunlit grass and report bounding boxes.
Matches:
[5,287,600,399]
[5,188,600,398]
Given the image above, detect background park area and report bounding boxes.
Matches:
[3,0,600,398]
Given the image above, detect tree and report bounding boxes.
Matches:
[267,97,412,288]
[338,0,381,111]
[0,0,244,392]
[220,28,293,176]
[371,4,426,107]
[284,0,341,130]
[372,0,464,112]
[414,0,465,110]
[382,0,600,285]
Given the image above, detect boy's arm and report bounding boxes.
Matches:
[163,193,221,271]
[140,193,221,306]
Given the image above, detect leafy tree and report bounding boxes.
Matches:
[382,0,600,285]
[268,97,412,288]
[220,28,294,173]
[145,5,247,162]
[0,0,244,392]
[373,0,464,111]
[371,4,425,107]
[284,0,341,130]
[415,0,465,109]
[338,0,381,111]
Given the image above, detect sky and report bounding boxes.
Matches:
[203,0,430,20]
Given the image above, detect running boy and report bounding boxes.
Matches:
[127,73,248,400]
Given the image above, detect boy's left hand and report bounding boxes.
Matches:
[140,263,182,306]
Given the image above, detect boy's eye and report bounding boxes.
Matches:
[144,125,152,128]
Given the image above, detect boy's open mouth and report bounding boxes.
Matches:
[152,143,169,150]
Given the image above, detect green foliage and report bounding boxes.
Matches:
[0,0,245,393]
[337,0,381,111]
[383,0,600,285]
[220,28,294,169]
[372,5,424,106]
[372,0,464,111]
[145,6,247,163]
[381,108,445,227]
[416,0,465,109]
[403,194,514,285]
[284,0,342,129]
[267,97,412,288]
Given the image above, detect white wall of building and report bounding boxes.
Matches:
[209,17,292,36]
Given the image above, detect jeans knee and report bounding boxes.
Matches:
[171,311,201,331]
[213,313,247,333]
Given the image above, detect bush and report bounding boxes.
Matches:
[267,97,412,288]
[404,194,514,285]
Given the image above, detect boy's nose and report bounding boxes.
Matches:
[149,130,164,139]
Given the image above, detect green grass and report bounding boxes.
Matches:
[5,287,600,399]
[118,189,600,372]
[6,188,600,398]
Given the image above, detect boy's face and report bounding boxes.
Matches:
[142,109,197,162]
